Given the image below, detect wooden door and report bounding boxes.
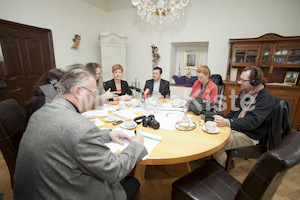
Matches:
[0,19,56,109]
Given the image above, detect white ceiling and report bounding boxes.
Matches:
[83,0,134,11]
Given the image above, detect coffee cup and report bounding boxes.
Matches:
[206,121,217,131]
[174,99,183,107]
[107,113,114,121]
[124,118,135,127]
[132,101,139,108]
[119,103,127,110]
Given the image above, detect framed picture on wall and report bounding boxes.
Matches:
[284,71,299,85]
[184,51,199,69]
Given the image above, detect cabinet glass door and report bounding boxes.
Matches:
[234,50,246,63]
[287,49,300,64]
[245,50,258,63]
[234,49,258,63]
[232,45,259,66]
[259,43,274,67]
[273,49,289,64]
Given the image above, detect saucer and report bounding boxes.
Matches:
[121,121,137,129]
[105,117,116,122]
[175,121,197,131]
[202,126,220,133]
[173,104,185,108]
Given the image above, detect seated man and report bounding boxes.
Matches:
[213,66,275,167]
[144,67,170,99]
[14,66,147,200]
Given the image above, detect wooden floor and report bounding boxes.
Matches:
[1,151,300,200]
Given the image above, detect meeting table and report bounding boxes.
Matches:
[89,99,231,184]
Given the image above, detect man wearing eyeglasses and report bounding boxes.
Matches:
[14,66,147,200]
[212,66,275,168]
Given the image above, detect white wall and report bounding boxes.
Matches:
[1,0,300,87]
[0,0,108,70]
[107,0,300,88]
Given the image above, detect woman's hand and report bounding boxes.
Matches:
[118,94,133,101]
[102,88,118,99]
[186,96,193,101]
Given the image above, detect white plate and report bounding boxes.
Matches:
[120,121,137,129]
[105,117,116,122]
[202,126,220,133]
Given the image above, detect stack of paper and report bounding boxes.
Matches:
[104,128,162,160]
[81,109,109,118]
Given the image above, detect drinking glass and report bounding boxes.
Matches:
[199,114,205,126]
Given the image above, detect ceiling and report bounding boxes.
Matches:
[83,0,134,11]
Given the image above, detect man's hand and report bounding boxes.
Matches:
[130,131,144,145]
[155,92,163,99]
[109,130,131,145]
[213,115,230,127]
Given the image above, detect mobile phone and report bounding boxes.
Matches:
[112,120,123,125]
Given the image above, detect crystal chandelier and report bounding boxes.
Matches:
[131,0,190,25]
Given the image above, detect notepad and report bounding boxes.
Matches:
[104,127,162,160]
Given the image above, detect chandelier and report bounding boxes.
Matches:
[131,0,190,25]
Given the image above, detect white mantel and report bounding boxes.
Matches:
[98,32,127,82]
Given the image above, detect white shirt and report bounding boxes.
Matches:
[153,80,160,94]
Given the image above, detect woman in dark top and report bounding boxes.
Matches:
[25,68,65,128]
[104,64,133,101]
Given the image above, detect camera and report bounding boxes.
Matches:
[134,115,160,129]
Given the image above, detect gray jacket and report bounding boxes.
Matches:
[14,97,147,200]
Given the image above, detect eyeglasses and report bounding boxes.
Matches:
[237,77,250,83]
[81,86,98,97]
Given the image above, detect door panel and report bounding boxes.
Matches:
[0,19,56,109]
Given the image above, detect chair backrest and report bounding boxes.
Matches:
[235,132,300,200]
[268,96,292,150]
[211,74,224,86]
[0,99,25,187]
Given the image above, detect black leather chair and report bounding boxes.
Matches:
[225,96,292,171]
[211,74,224,112]
[172,132,300,200]
[0,99,25,188]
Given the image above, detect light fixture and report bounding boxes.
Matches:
[131,0,189,25]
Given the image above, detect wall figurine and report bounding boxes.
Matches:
[151,44,160,68]
[71,34,81,50]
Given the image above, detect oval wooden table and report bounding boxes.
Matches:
[95,99,231,183]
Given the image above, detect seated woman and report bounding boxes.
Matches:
[85,62,117,106]
[25,68,65,128]
[104,64,133,101]
[188,65,218,104]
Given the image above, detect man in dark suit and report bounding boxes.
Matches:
[144,67,170,99]
[14,66,147,200]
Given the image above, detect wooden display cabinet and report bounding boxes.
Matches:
[224,33,300,131]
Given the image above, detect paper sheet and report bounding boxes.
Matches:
[104,128,161,160]
[90,118,105,127]
[154,111,185,131]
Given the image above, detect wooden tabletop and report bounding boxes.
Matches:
[97,99,231,166]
